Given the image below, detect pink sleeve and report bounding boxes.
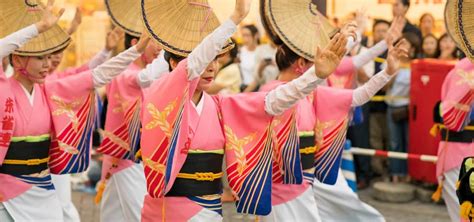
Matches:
[44,71,96,174]
[441,59,474,131]
[313,86,353,185]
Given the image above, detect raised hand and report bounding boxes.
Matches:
[230,0,253,25]
[355,8,369,33]
[135,32,151,54]
[105,27,123,51]
[386,39,409,76]
[385,16,404,44]
[35,0,65,33]
[67,7,82,35]
[340,21,358,42]
[314,33,348,79]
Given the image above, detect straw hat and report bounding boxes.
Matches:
[0,0,71,56]
[259,0,280,44]
[261,0,338,60]
[444,0,474,61]
[141,0,234,57]
[105,0,142,37]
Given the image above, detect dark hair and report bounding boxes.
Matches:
[228,38,239,61]
[420,34,439,58]
[164,51,186,72]
[400,0,410,8]
[242,24,260,44]
[438,33,461,59]
[372,19,390,31]
[124,33,139,50]
[402,32,421,59]
[275,44,308,71]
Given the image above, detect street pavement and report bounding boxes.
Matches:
[72,188,450,222]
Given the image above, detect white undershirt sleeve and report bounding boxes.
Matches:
[352,40,388,69]
[0,25,39,60]
[351,70,393,107]
[92,46,141,88]
[136,50,169,88]
[265,67,325,116]
[187,19,237,80]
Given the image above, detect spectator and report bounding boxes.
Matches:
[419,13,435,37]
[206,39,242,95]
[239,24,260,90]
[392,0,422,41]
[438,33,459,61]
[420,34,439,58]
[365,19,391,186]
[243,41,279,92]
[385,32,420,183]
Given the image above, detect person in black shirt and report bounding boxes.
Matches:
[392,0,422,42]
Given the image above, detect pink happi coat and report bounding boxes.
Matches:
[326,57,356,89]
[46,64,89,81]
[97,63,143,184]
[0,71,96,201]
[436,58,474,177]
[140,60,277,220]
[260,80,353,205]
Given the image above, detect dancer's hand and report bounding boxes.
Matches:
[136,32,151,54]
[340,21,358,42]
[105,27,123,51]
[386,39,409,76]
[314,33,347,79]
[36,0,65,33]
[67,7,82,35]
[385,16,404,44]
[231,0,252,25]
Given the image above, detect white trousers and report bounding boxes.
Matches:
[100,163,147,222]
[2,186,63,222]
[262,186,321,222]
[443,168,461,222]
[51,174,81,222]
[189,208,223,222]
[313,169,385,222]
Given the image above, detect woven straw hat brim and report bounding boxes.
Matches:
[445,0,474,62]
[259,0,281,44]
[141,0,234,57]
[263,0,337,60]
[0,0,71,56]
[444,0,463,49]
[105,0,142,37]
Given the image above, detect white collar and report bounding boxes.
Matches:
[191,93,205,116]
[19,83,35,106]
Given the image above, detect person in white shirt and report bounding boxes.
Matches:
[239,24,260,90]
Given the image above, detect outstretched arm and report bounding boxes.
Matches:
[187,0,252,80]
[136,50,168,88]
[92,35,151,88]
[351,38,409,107]
[265,33,348,116]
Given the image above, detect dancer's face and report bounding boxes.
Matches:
[49,51,64,73]
[13,55,51,84]
[197,59,219,91]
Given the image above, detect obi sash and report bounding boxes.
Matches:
[299,132,316,170]
[167,152,224,196]
[0,135,50,176]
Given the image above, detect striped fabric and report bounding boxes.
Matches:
[49,93,95,174]
[314,119,349,185]
[16,170,54,190]
[188,195,223,215]
[341,140,357,192]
